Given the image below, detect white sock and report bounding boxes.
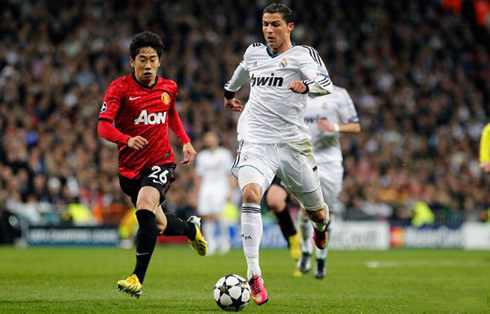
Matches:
[298,209,313,255]
[241,203,262,279]
[203,220,217,255]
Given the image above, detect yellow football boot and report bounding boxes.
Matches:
[187,216,208,256]
[117,274,142,298]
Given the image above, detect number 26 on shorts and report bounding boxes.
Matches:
[148,166,169,185]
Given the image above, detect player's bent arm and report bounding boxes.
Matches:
[97,119,131,145]
[303,77,333,96]
[225,61,250,94]
[167,98,195,165]
[98,120,148,151]
[298,47,333,96]
[317,121,361,134]
[340,122,361,134]
[223,61,249,111]
[168,100,191,145]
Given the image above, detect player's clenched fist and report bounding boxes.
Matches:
[288,80,307,94]
[127,136,148,151]
[224,97,243,112]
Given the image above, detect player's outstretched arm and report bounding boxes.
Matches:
[317,121,361,134]
[181,142,197,166]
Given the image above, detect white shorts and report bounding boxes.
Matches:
[232,140,325,211]
[318,161,343,213]
[197,186,228,216]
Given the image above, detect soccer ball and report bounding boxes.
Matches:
[213,274,251,312]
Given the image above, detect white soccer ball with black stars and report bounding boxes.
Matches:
[213,274,251,312]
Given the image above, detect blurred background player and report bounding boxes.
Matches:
[267,85,360,279]
[194,131,235,255]
[224,3,333,305]
[97,31,207,298]
[479,123,490,173]
[296,85,361,279]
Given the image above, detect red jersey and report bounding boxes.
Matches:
[98,73,190,179]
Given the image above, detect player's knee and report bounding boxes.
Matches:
[135,197,156,211]
[136,187,160,211]
[242,183,262,203]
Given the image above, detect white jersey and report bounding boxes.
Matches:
[225,43,333,144]
[305,85,359,162]
[195,147,234,191]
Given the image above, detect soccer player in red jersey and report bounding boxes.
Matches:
[97,31,207,298]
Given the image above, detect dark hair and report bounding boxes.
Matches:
[263,3,293,24]
[129,31,164,60]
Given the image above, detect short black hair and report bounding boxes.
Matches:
[263,3,293,24]
[129,31,164,60]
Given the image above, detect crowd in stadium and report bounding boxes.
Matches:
[0,0,488,231]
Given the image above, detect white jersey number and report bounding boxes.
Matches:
[149,166,169,186]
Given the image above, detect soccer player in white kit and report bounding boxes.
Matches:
[223,3,333,305]
[295,85,361,279]
[195,131,234,255]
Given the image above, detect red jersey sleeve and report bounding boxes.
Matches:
[98,79,131,145]
[168,98,190,145]
[99,80,123,122]
[97,120,131,145]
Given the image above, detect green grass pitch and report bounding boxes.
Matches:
[1,246,489,313]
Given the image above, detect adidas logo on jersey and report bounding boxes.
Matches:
[250,73,283,87]
[134,110,167,125]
